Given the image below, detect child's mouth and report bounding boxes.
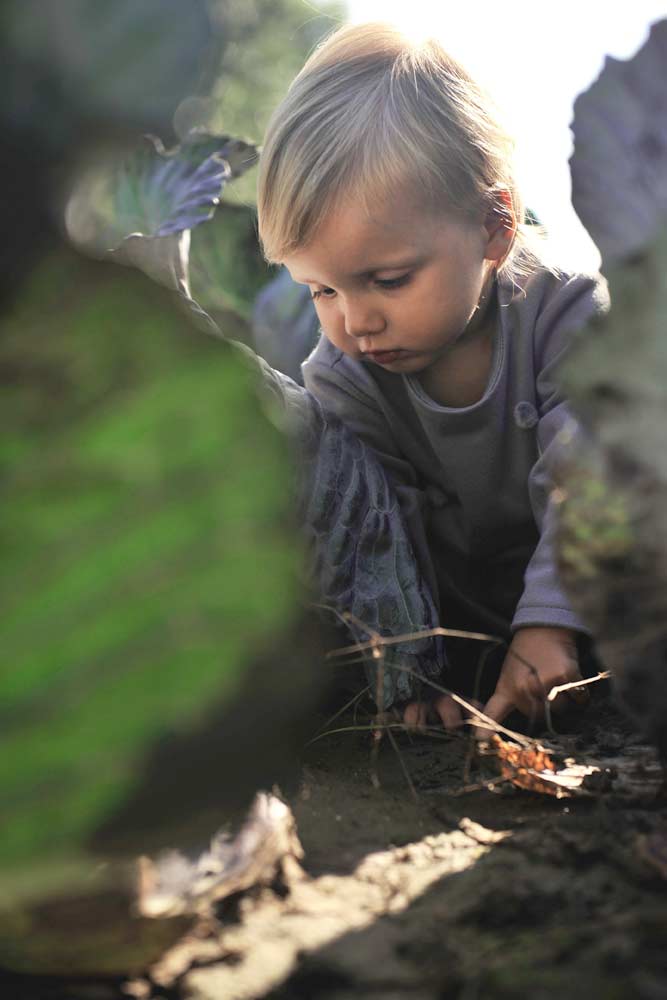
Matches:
[364,349,407,365]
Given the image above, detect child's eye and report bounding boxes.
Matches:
[310,287,336,302]
[375,274,411,290]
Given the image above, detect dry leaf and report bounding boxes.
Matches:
[486,735,603,799]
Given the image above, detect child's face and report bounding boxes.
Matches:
[282,191,507,374]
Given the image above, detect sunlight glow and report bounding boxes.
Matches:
[346,1,667,270]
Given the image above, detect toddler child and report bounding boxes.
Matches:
[256,22,609,733]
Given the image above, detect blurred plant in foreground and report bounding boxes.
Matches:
[558,18,667,761]
[0,1,443,976]
[0,0,318,974]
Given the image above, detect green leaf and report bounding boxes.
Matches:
[189,203,272,323]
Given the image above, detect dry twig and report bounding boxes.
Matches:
[547,670,611,702]
[315,607,545,800]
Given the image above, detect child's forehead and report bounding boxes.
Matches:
[302,193,435,257]
[285,205,427,282]
[283,196,469,285]
[336,185,432,230]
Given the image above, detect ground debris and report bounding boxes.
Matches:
[141,819,495,997]
[10,700,667,1000]
[480,733,662,800]
[139,792,304,920]
[143,700,667,999]
[480,734,606,798]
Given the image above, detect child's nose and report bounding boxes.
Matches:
[342,298,386,340]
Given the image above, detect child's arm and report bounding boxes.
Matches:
[303,338,442,605]
[483,272,609,729]
[512,272,610,635]
[302,340,448,709]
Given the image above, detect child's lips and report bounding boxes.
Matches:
[363,349,409,365]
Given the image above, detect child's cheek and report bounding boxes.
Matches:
[323,324,363,359]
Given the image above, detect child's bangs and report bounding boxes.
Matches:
[260,113,433,261]
[349,121,441,222]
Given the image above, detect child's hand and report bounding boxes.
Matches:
[403,694,462,731]
[480,627,584,735]
[403,694,480,732]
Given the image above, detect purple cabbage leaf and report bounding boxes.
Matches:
[570,18,667,267]
[67,130,259,335]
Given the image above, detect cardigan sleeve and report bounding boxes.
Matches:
[303,343,420,485]
[303,344,442,615]
[512,270,610,631]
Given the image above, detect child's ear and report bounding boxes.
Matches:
[483,188,516,263]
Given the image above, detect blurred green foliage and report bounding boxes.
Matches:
[1,247,302,873]
[60,2,345,325]
[180,0,346,317]
[0,1,341,959]
[190,203,270,322]
[204,0,344,205]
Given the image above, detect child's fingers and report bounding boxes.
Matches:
[474,692,512,740]
[403,701,429,730]
[403,696,464,732]
[480,690,514,729]
[432,694,464,731]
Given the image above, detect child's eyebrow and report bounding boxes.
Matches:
[355,257,421,276]
[299,257,422,284]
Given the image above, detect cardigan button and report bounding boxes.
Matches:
[425,485,450,509]
[514,401,538,429]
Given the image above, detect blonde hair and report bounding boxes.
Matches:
[257,22,551,280]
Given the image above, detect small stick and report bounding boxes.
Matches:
[447,777,510,797]
[314,685,370,740]
[315,610,537,794]
[341,609,383,639]
[385,662,536,748]
[326,620,521,741]
[464,643,501,783]
[324,654,378,668]
[307,722,460,746]
[353,684,369,728]
[386,725,419,803]
[334,645,534,748]
[326,625,502,660]
[544,696,556,737]
[544,670,611,733]
[371,646,385,790]
[306,722,403,746]
[547,671,611,702]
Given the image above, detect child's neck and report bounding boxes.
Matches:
[417,279,498,408]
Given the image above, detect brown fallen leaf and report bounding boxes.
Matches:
[482,735,604,799]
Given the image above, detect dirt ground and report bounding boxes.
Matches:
[170,690,667,1000]
[6,688,667,1000]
